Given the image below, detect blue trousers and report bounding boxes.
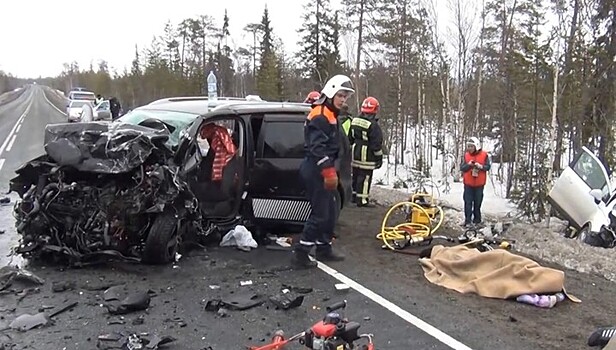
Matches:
[463,185,484,224]
[296,158,336,252]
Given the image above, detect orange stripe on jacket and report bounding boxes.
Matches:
[307,105,337,124]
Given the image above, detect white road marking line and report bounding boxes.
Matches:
[317,262,474,350]
[15,124,21,133]
[41,87,67,116]
[0,100,31,157]
[6,135,16,152]
[0,159,5,173]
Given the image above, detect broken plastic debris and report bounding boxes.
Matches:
[106,291,151,315]
[240,280,253,286]
[269,292,304,310]
[335,283,350,291]
[9,312,48,331]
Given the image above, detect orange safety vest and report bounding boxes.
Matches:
[463,150,488,187]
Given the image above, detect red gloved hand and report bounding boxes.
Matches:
[321,167,339,191]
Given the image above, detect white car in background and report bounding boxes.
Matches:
[66,100,111,122]
[66,100,93,122]
[548,146,615,241]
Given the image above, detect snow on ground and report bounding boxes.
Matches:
[367,129,616,283]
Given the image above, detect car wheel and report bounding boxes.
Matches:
[142,210,179,264]
[577,225,590,243]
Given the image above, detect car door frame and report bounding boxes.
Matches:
[177,113,251,220]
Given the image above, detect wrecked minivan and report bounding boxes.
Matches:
[9,101,353,265]
[175,101,353,235]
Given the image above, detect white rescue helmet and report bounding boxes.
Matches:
[321,74,355,99]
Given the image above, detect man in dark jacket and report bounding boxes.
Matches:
[460,137,491,227]
[109,97,122,120]
[349,96,383,207]
[291,74,355,269]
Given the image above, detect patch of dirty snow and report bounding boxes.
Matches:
[504,220,616,282]
[371,185,616,282]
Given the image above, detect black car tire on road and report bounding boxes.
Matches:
[142,210,179,264]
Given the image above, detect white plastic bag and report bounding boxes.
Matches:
[220,225,258,250]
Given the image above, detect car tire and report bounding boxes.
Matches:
[577,225,590,243]
[142,210,179,264]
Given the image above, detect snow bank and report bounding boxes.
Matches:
[369,148,616,282]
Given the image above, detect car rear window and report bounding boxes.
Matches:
[261,120,304,159]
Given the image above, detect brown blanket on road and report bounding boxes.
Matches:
[419,245,579,301]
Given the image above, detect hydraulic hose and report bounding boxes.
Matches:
[376,199,445,251]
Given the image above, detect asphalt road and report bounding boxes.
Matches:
[0,87,612,350]
[0,85,66,267]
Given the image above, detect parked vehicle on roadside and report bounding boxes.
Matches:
[67,90,96,103]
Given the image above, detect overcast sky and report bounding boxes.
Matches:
[0,0,466,78]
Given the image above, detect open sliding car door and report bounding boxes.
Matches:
[548,146,612,229]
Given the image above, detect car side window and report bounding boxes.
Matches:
[261,121,304,159]
[573,151,608,193]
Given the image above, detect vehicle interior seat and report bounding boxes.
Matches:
[192,123,241,217]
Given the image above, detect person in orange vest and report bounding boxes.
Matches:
[460,137,491,227]
[291,75,355,269]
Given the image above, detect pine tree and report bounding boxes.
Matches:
[217,9,235,96]
[296,0,344,86]
[256,6,282,100]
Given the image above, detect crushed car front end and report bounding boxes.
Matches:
[9,121,200,265]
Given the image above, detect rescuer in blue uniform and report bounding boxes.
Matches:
[291,74,355,269]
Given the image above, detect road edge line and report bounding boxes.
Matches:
[0,100,32,156]
[317,261,474,350]
[41,88,67,116]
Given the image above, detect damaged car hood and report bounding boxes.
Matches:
[43,121,173,174]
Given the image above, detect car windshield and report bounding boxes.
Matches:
[69,101,89,108]
[115,109,198,146]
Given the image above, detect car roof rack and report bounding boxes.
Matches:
[148,95,264,105]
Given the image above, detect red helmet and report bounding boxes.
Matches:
[361,96,380,114]
[304,91,321,104]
